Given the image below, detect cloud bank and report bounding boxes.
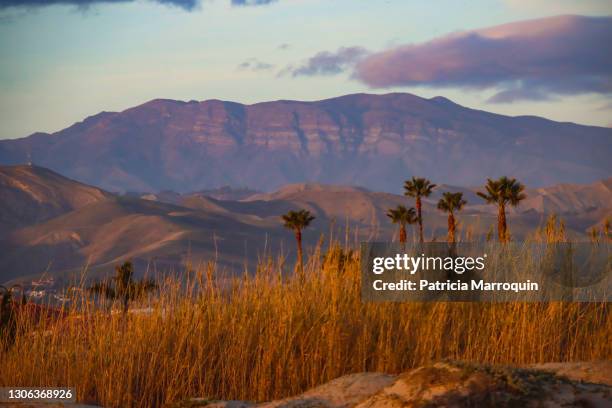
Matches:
[354,15,612,103]
[284,46,369,77]
[237,58,274,72]
[0,0,198,10]
[231,0,276,5]
[0,0,276,10]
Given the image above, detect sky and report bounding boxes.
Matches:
[0,0,611,139]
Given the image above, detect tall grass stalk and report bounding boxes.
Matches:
[0,244,610,407]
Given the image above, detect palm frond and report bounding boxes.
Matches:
[477,177,525,206]
[281,209,315,230]
[404,177,436,198]
[386,205,417,225]
[437,192,467,213]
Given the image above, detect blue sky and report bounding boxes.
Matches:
[0,0,611,139]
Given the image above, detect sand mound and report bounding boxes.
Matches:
[179,361,611,408]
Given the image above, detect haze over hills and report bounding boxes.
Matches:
[0,93,610,193]
[1,165,610,284]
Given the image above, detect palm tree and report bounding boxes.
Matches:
[477,177,526,242]
[282,209,315,276]
[386,205,417,244]
[404,177,437,243]
[88,261,157,314]
[437,192,467,243]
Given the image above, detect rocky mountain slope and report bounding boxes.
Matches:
[0,93,610,192]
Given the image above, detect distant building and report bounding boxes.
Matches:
[31,277,54,287]
[27,290,45,298]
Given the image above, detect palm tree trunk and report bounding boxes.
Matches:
[416,196,424,243]
[498,203,507,243]
[399,224,407,244]
[295,229,303,279]
[448,213,455,243]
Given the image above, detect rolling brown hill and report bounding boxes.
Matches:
[0,165,111,236]
[0,93,610,192]
[0,166,287,283]
[176,179,611,243]
[0,196,289,283]
[522,179,612,214]
[1,166,610,284]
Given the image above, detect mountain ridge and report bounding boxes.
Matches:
[6,92,610,140]
[0,92,610,193]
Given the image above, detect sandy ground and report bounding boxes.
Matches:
[184,360,612,408]
[3,361,611,408]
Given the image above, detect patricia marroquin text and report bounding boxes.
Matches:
[361,242,611,302]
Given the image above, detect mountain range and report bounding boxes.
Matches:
[1,165,610,284]
[0,93,610,193]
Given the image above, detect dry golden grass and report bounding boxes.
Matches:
[0,243,610,407]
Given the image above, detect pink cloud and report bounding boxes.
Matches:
[354,15,612,103]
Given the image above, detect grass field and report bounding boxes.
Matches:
[1,242,610,407]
